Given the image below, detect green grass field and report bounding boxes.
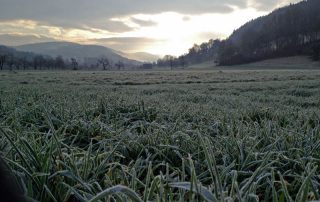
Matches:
[1,69,320,201]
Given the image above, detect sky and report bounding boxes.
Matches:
[0,0,301,56]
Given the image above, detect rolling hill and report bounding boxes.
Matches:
[0,45,37,61]
[116,51,159,62]
[15,42,142,66]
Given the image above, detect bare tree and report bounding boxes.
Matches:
[98,57,110,70]
[38,56,45,70]
[33,57,38,70]
[33,55,45,70]
[115,61,124,71]
[15,58,21,70]
[71,58,78,70]
[179,55,186,68]
[46,57,55,69]
[0,55,6,70]
[55,56,65,69]
[6,54,15,71]
[20,57,28,70]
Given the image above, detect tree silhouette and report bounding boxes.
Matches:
[115,61,124,70]
[71,58,78,70]
[98,57,110,70]
[55,56,65,69]
[0,55,6,70]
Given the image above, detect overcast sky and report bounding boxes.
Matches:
[0,0,300,56]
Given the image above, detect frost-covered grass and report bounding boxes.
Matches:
[1,70,320,201]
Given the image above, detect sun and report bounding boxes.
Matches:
[110,8,267,56]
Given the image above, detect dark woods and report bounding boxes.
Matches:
[219,0,320,65]
[157,0,320,67]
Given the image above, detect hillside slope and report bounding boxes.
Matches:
[236,56,320,69]
[15,42,141,66]
[219,0,320,65]
[186,56,319,70]
[116,51,159,62]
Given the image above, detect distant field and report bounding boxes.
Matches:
[1,69,320,201]
[187,56,320,70]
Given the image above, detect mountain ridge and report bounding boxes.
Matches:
[15,41,142,66]
[116,51,160,62]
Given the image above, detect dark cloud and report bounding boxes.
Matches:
[130,18,158,27]
[0,0,245,24]
[91,20,135,33]
[0,0,299,33]
[0,34,56,46]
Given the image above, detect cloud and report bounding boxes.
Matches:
[0,0,248,30]
[248,0,301,11]
[90,37,164,53]
[0,0,236,37]
[89,19,136,33]
[0,8,267,55]
[0,33,56,46]
[196,32,226,42]
[0,19,117,44]
[130,18,158,27]
[0,0,300,34]
[182,16,192,22]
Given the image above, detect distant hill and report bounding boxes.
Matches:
[15,42,141,66]
[0,42,143,70]
[0,45,37,62]
[0,45,34,58]
[117,51,159,62]
[0,45,18,56]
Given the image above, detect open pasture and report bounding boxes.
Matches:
[1,70,320,201]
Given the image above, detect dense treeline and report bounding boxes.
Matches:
[0,45,128,71]
[219,0,320,65]
[0,45,68,70]
[158,0,320,67]
[156,39,221,68]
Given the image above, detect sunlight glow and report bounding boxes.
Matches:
[109,8,267,55]
[0,7,267,56]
